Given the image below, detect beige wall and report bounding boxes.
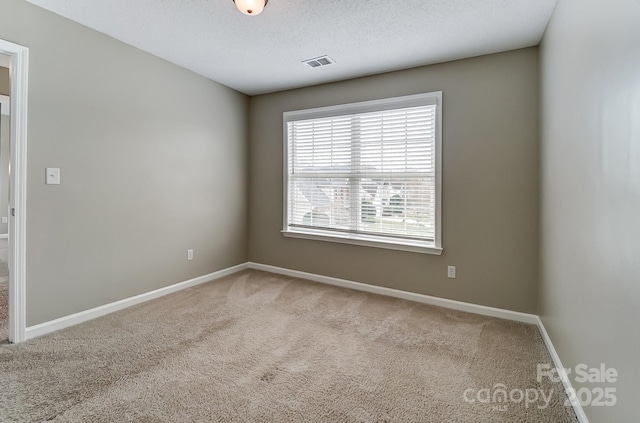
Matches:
[0,66,9,96]
[0,66,8,234]
[0,0,249,325]
[249,48,540,313]
[0,66,11,234]
[0,114,8,235]
[539,0,640,421]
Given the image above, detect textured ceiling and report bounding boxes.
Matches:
[25,0,557,95]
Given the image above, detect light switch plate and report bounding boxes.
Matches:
[46,168,60,185]
[1,217,6,224]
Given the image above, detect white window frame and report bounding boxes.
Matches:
[282,92,443,255]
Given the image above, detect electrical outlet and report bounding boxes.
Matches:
[187,249,194,261]
[447,266,456,279]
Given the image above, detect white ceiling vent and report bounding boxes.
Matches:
[302,55,335,69]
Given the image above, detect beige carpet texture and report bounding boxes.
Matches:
[0,281,7,342]
[0,270,577,422]
[0,238,8,342]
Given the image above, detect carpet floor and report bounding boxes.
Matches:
[0,281,7,342]
[0,270,577,422]
[0,237,8,342]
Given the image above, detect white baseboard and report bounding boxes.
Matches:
[247,262,538,324]
[24,262,538,340]
[536,317,590,423]
[22,260,587,422]
[25,263,249,340]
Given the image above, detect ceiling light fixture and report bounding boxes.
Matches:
[233,0,268,16]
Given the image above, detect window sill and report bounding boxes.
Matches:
[282,229,443,255]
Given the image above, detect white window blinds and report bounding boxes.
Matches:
[284,92,442,254]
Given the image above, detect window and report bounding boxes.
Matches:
[283,92,442,255]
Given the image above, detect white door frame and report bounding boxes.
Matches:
[0,39,29,344]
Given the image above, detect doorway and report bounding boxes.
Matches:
[0,39,28,344]
[0,56,10,342]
